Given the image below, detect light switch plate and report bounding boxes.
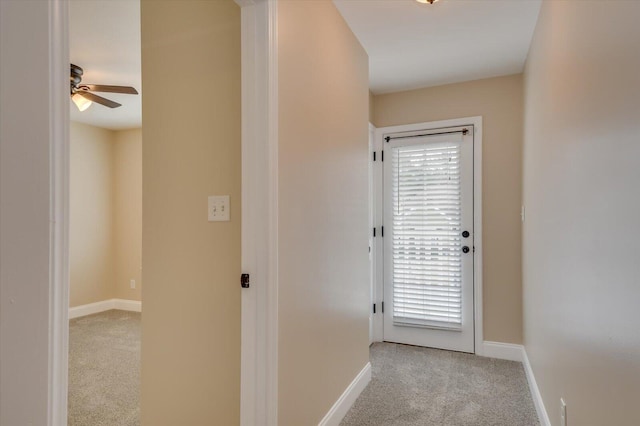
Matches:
[208,195,230,221]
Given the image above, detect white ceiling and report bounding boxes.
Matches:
[334,0,542,94]
[69,0,141,130]
[68,0,540,127]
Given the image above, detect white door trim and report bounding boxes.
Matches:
[237,0,279,425]
[368,123,376,345]
[373,116,483,354]
[372,123,384,343]
[50,0,71,425]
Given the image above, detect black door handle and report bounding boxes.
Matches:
[462,246,470,254]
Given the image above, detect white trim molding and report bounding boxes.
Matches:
[522,348,552,426]
[238,0,279,425]
[368,122,377,345]
[69,300,113,319]
[471,118,484,355]
[68,299,142,320]
[481,341,523,362]
[49,0,70,425]
[481,342,551,426]
[371,122,384,344]
[318,363,372,426]
[113,299,142,313]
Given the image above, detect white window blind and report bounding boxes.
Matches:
[391,141,463,330]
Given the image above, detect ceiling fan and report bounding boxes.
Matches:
[70,63,138,111]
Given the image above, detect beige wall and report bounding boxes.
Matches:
[140,0,241,424]
[114,128,143,301]
[374,74,524,344]
[278,1,370,424]
[70,122,116,307]
[69,122,142,307]
[522,1,640,425]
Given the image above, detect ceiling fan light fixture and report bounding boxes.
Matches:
[416,0,439,4]
[69,63,136,110]
[72,93,92,112]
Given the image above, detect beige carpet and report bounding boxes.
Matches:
[341,342,539,426]
[68,310,140,426]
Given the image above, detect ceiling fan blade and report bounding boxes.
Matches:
[79,84,138,95]
[78,91,122,108]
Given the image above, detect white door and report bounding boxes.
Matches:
[383,126,474,353]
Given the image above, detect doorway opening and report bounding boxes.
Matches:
[371,117,483,354]
[67,0,142,424]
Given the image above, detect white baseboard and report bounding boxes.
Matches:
[522,348,551,426]
[481,341,524,362]
[69,298,142,319]
[69,300,113,319]
[481,341,550,425]
[113,298,142,312]
[318,362,372,426]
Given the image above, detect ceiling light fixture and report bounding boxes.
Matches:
[69,63,138,111]
[416,0,439,4]
[71,93,93,111]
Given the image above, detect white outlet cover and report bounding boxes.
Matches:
[208,195,230,222]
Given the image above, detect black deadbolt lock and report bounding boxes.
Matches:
[462,246,470,253]
[462,230,470,238]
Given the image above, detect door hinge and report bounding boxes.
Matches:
[381,150,384,162]
[373,227,376,237]
[241,273,250,288]
[373,303,376,314]
[373,151,376,162]
[381,301,385,313]
[381,226,384,237]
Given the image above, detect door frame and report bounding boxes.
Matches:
[44,0,280,424]
[368,123,376,345]
[237,1,279,425]
[49,0,71,425]
[372,116,484,355]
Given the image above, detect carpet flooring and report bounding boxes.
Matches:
[68,310,140,426]
[341,342,539,426]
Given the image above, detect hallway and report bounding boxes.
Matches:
[342,343,538,426]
